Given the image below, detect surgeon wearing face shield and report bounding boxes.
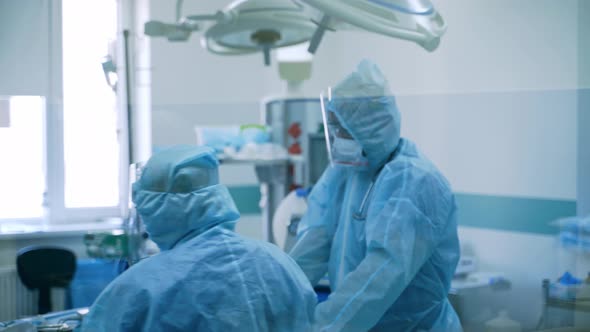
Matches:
[289,60,462,332]
[82,146,316,332]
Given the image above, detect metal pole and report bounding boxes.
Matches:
[123,29,134,164]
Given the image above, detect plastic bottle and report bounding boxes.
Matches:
[484,310,522,332]
[272,188,309,251]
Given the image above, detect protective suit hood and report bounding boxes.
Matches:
[327,59,401,169]
[132,146,240,250]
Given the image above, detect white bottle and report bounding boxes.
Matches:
[272,189,308,251]
[484,310,522,332]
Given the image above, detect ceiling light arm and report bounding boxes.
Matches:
[307,14,335,54]
[186,11,233,23]
[300,0,446,52]
[175,0,184,22]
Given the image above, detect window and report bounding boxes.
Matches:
[0,1,123,223]
[62,0,120,208]
[0,97,45,219]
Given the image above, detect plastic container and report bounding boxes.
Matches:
[272,188,309,251]
[552,216,590,285]
[195,125,242,152]
[195,124,272,153]
[553,216,590,253]
[240,124,270,144]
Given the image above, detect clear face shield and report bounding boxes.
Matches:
[320,88,369,167]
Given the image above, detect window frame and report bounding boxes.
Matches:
[0,0,127,224]
[50,0,127,223]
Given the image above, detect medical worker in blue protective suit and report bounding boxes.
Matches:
[289,60,462,332]
[82,146,316,332]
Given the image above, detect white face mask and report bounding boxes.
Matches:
[331,137,368,167]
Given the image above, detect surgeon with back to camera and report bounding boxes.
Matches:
[289,60,462,332]
[82,146,316,332]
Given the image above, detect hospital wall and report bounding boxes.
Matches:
[0,0,50,96]
[149,0,586,328]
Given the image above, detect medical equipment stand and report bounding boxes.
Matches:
[259,98,324,244]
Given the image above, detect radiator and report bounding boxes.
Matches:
[0,267,65,322]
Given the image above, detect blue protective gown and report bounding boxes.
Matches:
[290,60,462,332]
[82,146,316,332]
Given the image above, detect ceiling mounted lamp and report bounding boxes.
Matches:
[299,0,447,53]
[201,0,317,66]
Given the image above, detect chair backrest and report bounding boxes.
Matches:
[16,246,77,314]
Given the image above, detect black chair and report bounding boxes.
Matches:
[16,246,77,314]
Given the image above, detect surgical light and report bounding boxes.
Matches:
[142,0,447,66]
[201,0,317,66]
[299,0,446,53]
